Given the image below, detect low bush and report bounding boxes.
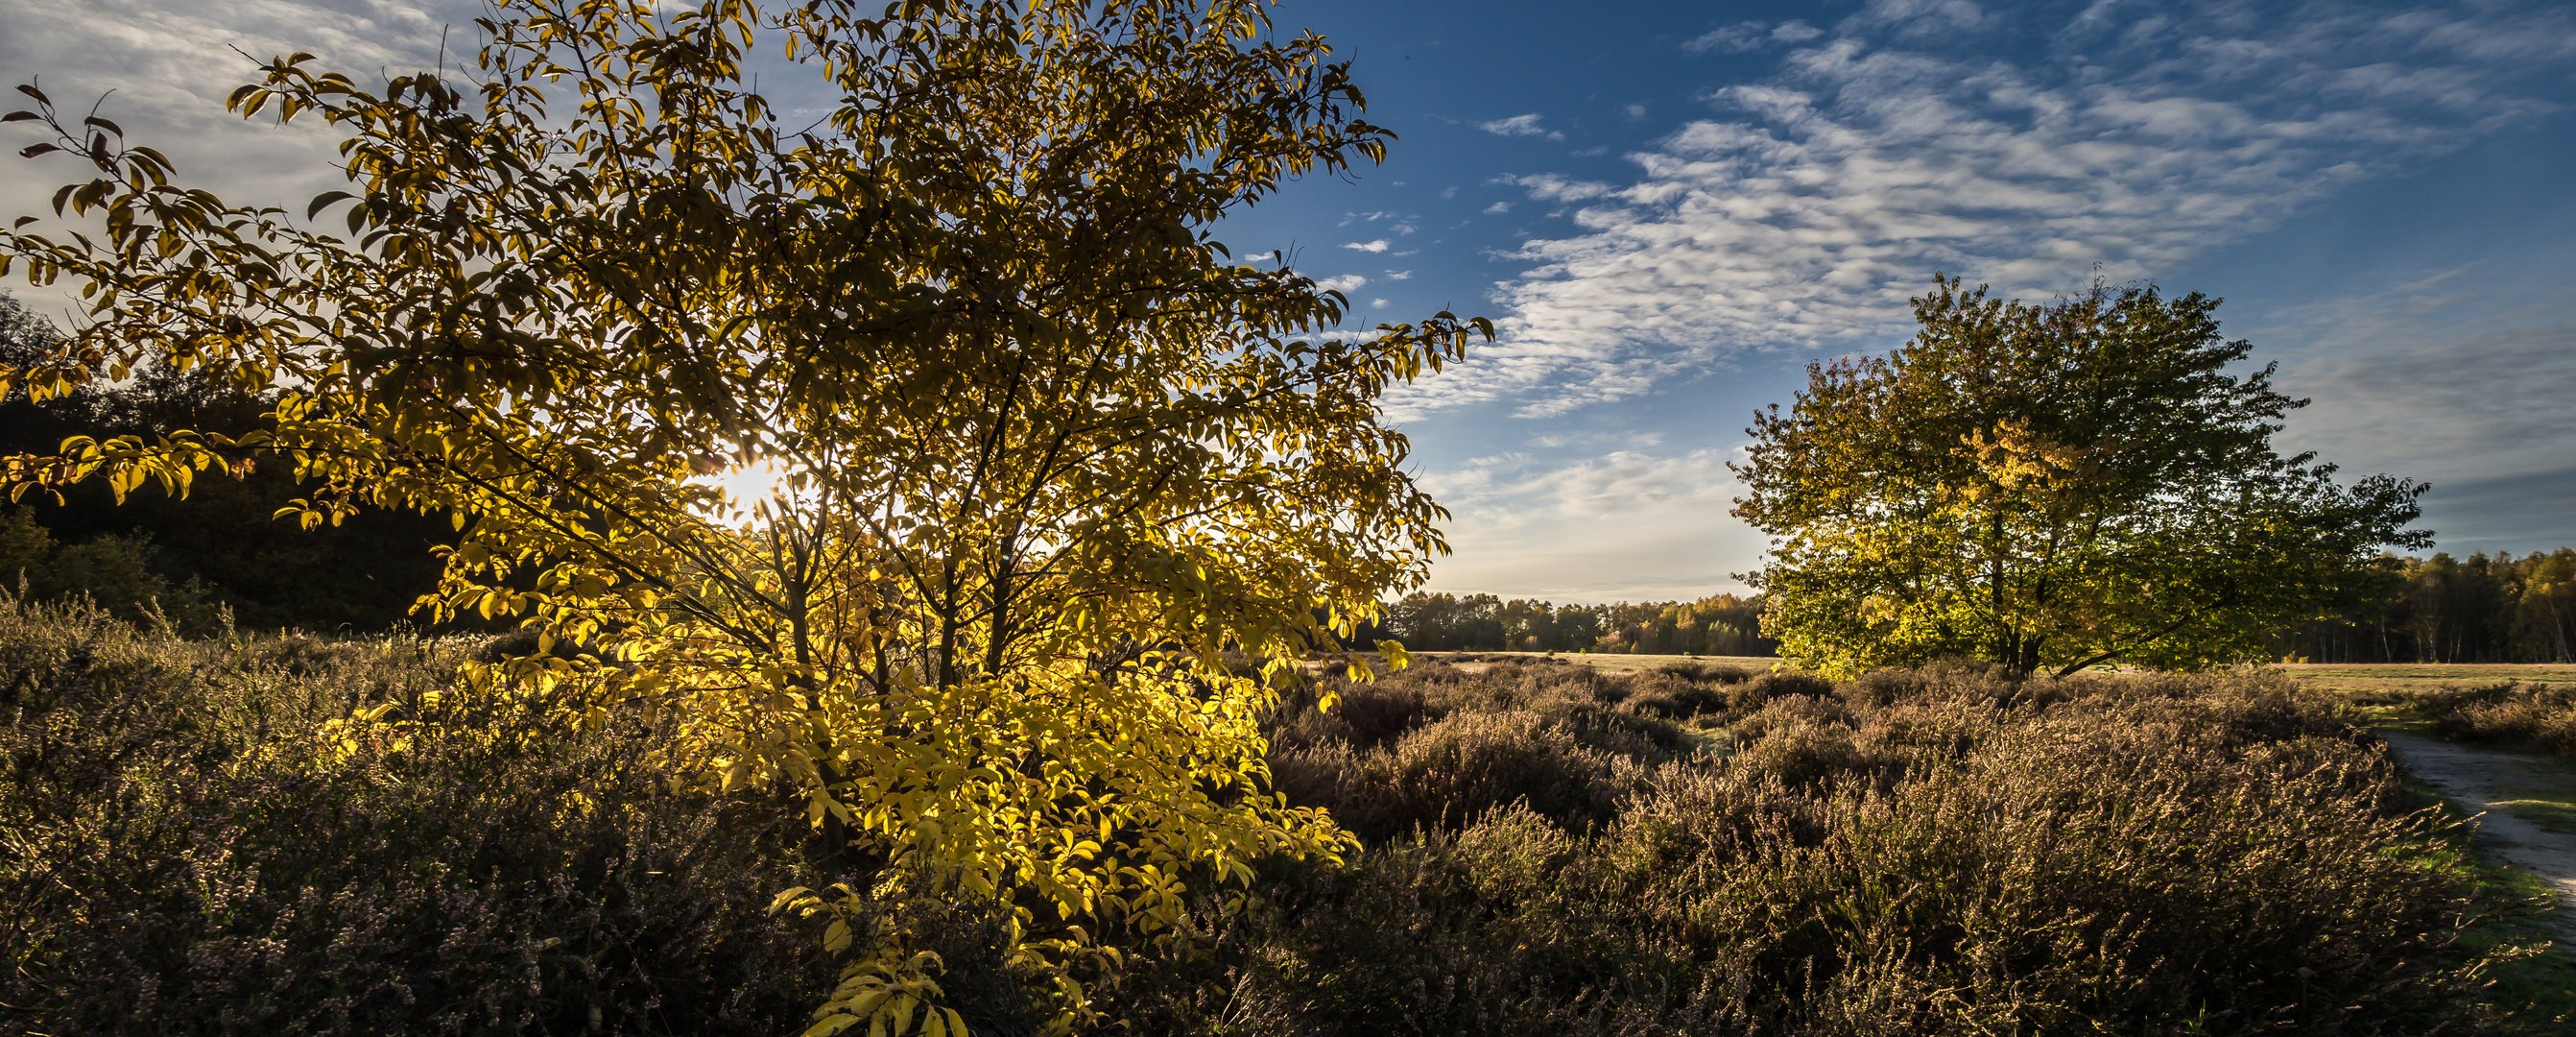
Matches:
[0,596,943,1036]
[1107,662,2539,1034]
[1728,668,1839,714]
[1272,709,1643,842]
[1844,658,2016,707]
[1654,659,1753,685]
[0,508,224,633]
[0,602,2546,1034]
[2418,682,2576,758]
[1624,669,1730,720]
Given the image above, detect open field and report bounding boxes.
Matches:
[1421,653,2576,694]
[2280,663,2576,697]
[1412,651,1784,675]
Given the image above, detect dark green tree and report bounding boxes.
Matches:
[0,289,445,629]
[1734,275,2431,677]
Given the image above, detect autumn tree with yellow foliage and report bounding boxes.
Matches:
[1733,276,2428,678]
[0,0,1485,1030]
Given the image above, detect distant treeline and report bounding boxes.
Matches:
[2274,550,2576,663]
[1379,591,1777,656]
[1397,549,2576,664]
[1,292,450,632]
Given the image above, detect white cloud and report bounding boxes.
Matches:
[1341,238,1391,253]
[1504,173,1615,203]
[1845,0,1987,38]
[1685,19,1825,55]
[2245,254,2576,554]
[1684,22,1766,54]
[2261,261,2576,489]
[1370,298,1390,309]
[1624,103,1649,120]
[1385,270,1414,281]
[0,0,484,312]
[1482,201,1513,215]
[1394,0,2574,420]
[1417,447,1766,600]
[1476,112,1563,140]
[1311,273,1368,294]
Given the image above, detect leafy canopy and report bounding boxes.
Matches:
[1732,276,2427,678]
[0,0,1486,1030]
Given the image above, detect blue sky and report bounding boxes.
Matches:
[5,0,2574,601]
[1220,0,2576,599]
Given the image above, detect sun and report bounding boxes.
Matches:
[694,457,795,524]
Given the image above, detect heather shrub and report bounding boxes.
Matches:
[1655,659,1752,685]
[1104,808,1719,1035]
[1265,737,1374,829]
[2420,682,2576,758]
[1533,698,1701,760]
[1729,669,1837,713]
[1325,678,1442,748]
[1844,658,2016,707]
[1267,678,1433,755]
[1346,710,1642,839]
[1434,659,1628,713]
[2,610,2544,1034]
[2102,667,2363,744]
[1729,686,1856,741]
[1626,711,2491,1033]
[1623,669,1730,720]
[1729,712,1890,789]
[1267,663,1703,843]
[1109,657,2535,1034]
[0,597,1038,1036]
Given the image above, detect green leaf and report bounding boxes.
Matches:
[305,190,354,220]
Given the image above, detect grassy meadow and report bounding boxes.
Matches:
[2278,663,2576,699]
[1412,650,1784,675]
[9,599,2575,1034]
[1434,651,2576,694]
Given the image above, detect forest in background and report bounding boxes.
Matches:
[1380,551,2576,665]
[1378,591,1775,656]
[2278,550,2576,663]
[0,291,448,633]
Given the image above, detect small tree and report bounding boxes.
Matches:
[1733,275,2427,678]
[1,0,1484,1028]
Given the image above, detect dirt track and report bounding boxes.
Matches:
[2379,731,2576,946]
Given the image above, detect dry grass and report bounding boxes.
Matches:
[2281,662,2576,698]
[8,602,2564,1035]
[1105,658,2557,1034]
[0,597,1023,1036]
[1410,650,1783,675]
[1419,655,2576,694]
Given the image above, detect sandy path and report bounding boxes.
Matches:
[2378,731,2576,945]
